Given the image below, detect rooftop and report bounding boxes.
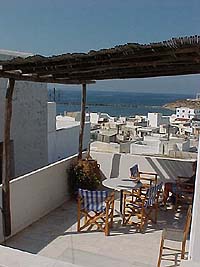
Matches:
[56,116,80,130]
[4,199,188,267]
[0,151,195,266]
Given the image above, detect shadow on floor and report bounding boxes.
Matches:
[4,200,189,267]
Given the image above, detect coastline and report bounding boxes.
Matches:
[48,89,192,117]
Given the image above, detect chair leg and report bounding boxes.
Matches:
[77,198,81,232]
[77,217,81,232]
[84,214,87,224]
[122,194,127,225]
[110,199,115,228]
[110,211,114,228]
[181,240,186,259]
[140,219,144,232]
[157,235,164,267]
[105,203,110,236]
[105,222,109,236]
[140,213,146,233]
[174,193,179,211]
[154,204,158,224]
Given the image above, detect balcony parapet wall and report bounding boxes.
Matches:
[0,154,79,242]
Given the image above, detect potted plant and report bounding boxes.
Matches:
[68,158,101,198]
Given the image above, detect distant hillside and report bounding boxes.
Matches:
[164,99,200,110]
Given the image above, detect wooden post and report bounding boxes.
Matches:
[2,78,15,237]
[78,83,86,160]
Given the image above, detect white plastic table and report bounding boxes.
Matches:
[102,178,142,213]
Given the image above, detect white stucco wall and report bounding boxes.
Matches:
[176,107,195,119]
[148,113,162,127]
[164,139,190,154]
[0,79,48,177]
[90,112,99,124]
[90,141,120,154]
[0,51,48,177]
[48,102,56,132]
[0,154,77,242]
[130,141,160,155]
[48,103,91,163]
[48,123,90,163]
[91,151,195,183]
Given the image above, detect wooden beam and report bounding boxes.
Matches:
[52,61,200,80]
[78,83,87,160]
[51,65,200,81]
[2,64,200,81]
[2,78,15,237]
[0,71,95,85]
[48,56,198,77]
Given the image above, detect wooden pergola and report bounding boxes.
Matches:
[1,35,200,237]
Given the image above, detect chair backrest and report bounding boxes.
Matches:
[110,153,121,178]
[184,205,192,237]
[146,182,163,207]
[130,164,139,177]
[78,188,108,212]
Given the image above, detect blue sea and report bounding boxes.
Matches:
[48,89,192,117]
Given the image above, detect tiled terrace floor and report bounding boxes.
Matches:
[5,198,189,267]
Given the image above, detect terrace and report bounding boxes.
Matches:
[1,35,200,266]
[0,151,196,267]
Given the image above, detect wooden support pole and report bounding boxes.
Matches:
[2,78,15,237]
[78,83,87,160]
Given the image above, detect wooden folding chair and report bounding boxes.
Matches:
[130,164,158,196]
[174,176,194,210]
[77,189,115,236]
[123,183,162,232]
[157,205,192,267]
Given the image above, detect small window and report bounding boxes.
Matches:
[182,110,185,112]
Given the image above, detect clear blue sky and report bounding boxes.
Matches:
[0,0,200,94]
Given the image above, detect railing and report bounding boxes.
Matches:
[0,154,78,242]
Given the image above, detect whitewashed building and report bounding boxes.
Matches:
[48,102,90,163]
[148,113,170,128]
[130,134,192,157]
[0,50,48,179]
[90,112,116,125]
[148,113,162,127]
[176,107,200,120]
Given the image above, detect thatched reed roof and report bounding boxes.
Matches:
[0,35,200,84]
